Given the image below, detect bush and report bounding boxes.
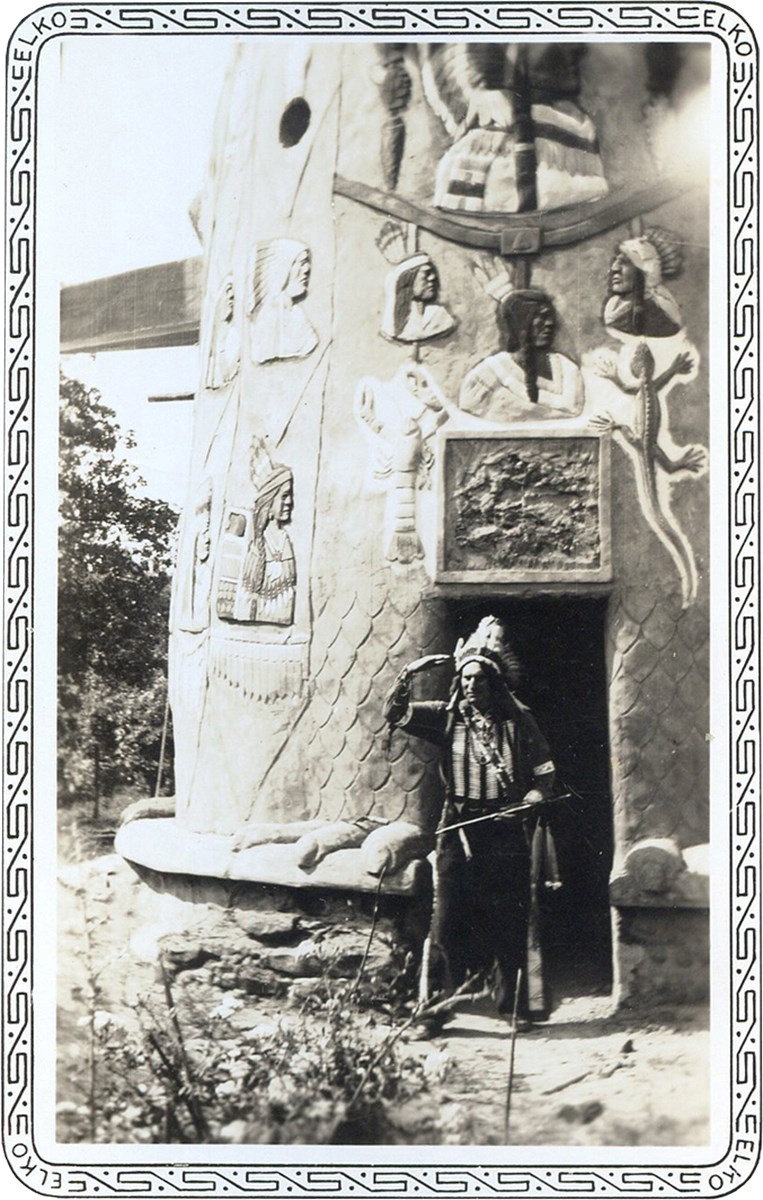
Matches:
[58,970,439,1145]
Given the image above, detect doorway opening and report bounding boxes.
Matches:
[448,594,614,1000]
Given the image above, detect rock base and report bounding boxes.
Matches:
[613,906,709,1007]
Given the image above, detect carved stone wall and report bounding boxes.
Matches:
[439,433,609,581]
[262,573,449,829]
[609,586,709,853]
[614,908,710,1006]
[156,39,711,1004]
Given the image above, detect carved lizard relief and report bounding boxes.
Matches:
[590,342,707,607]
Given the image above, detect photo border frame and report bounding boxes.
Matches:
[3,2,759,1196]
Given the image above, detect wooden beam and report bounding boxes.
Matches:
[61,257,203,355]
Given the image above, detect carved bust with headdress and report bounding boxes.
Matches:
[205,276,240,390]
[240,439,296,625]
[603,226,684,339]
[380,253,457,344]
[175,477,214,634]
[216,438,296,627]
[376,222,456,345]
[247,238,319,364]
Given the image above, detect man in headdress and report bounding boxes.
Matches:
[384,616,559,1022]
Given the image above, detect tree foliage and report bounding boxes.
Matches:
[58,374,179,809]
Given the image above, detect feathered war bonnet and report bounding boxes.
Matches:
[453,616,522,692]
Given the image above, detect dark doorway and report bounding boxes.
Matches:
[449,595,613,999]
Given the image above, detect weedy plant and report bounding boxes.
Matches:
[57,872,469,1150]
[57,826,477,1145]
[59,955,454,1144]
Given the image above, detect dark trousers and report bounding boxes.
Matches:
[432,819,536,1019]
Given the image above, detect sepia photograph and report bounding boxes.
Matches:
[2,1,760,1196]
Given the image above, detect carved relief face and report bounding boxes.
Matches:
[275,481,294,525]
[608,251,638,295]
[222,280,235,322]
[411,261,439,304]
[529,303,556,348]
[285,250,312,300]
[460,661,494,713]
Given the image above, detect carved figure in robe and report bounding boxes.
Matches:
[205,276,240,389]
[216,439,296,625]
[419,44,608,214]
[460,289,584,424]
[175,478,213,634]
[247,239,318,364]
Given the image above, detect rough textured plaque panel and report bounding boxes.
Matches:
[438,431,611,582]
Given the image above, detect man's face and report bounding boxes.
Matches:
[412,262,439,303]
[608,251,638,295]
[461,662,493,713]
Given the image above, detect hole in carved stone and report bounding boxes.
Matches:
[279,98,311,147]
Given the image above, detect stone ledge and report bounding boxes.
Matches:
[609,839,708,909]
[115,818,427,896]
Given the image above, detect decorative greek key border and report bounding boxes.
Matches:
[3,2,759,1195]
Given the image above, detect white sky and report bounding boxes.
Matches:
[55,35,231,282]
[41,35,233,507]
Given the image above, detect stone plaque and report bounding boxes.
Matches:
[437,430,611,583]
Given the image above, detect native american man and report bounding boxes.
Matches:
[384,616,560,1022]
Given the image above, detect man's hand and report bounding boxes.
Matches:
[494,792,543,822]
[521,788,546,807]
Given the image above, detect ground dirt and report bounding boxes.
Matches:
[57,849,709,1148]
